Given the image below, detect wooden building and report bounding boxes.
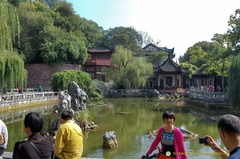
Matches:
[83,45,113,81]
[143,43,187,92]
[155,55,188,91]
[185,70,215,88]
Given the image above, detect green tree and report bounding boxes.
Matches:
[54,2,103,48]
[51,70,103,100]
[103,27,143,53]
[105,46,153,89]
[146,51,168,68]
[228,54,240,108]
[139,31,161,48]
[7,0,29,7]
[186,41,231,88]
[55,0,74,17]
[0,1,27,90]
[227,8,240,55]
[211,33,232,88]
[17,1,88,64]
[43,0,60,9]
[179,62,198,78]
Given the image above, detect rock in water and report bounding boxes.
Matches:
[103,131,118,148]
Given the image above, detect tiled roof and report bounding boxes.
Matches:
[155,57,187,73]
[88,45,113,53]
[143,43,174,54]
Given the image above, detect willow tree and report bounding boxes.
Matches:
[104,45,153,89]
[228,55,240,108]
[0,1,27,90]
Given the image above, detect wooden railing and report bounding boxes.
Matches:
[85,58,110,66]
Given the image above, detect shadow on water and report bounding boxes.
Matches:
[3,98,240,159]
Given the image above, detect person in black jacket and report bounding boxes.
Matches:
[13,112,54,159]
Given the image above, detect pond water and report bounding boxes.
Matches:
[3,98,239,159]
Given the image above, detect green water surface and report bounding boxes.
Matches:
[3,98,238,159]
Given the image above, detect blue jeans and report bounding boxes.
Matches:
[54,157,60,159]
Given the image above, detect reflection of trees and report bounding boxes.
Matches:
[86,98,192,158]
[6,121,27,152]
[85,98,157,157]
[83,98,233,158]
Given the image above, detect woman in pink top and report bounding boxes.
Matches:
[142,110,186,159]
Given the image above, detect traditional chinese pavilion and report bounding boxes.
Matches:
[143,43,187,92]
[83,45,113,81]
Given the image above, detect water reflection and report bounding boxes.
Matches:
[3,98,240,159]
[83,98,238,159]
[1,101,56,152]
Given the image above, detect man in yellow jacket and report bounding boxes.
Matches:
[55,110,83,159]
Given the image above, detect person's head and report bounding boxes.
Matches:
[24,112,43,135]
[61,110,73,121]
[217,114,240,150]
[162,110,175,125]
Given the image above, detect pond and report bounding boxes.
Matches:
[2,98,239,159]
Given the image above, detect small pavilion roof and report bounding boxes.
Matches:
[155,57,187,73]
[143,43,175,57]
[88,45,113,53]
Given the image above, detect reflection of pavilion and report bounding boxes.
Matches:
[143,43,187,93]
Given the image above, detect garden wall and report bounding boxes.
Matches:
[25,64,81,88]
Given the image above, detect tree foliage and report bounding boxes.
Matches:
[104,46,153,89]
[17,1,88,65]
[146,51,168,68]
[103,27,143,53]
[183,41,230,76]
[227,8,240,55]
[51,70,103,100]
[139,31,161,48]
[228,55,240,108]
[0,1,26,90]
[179,62,198,78]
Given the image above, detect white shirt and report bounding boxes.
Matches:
[0,120,8,149]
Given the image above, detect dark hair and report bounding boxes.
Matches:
[218,114,240,135]
[61,110,73,120]
[162,110,176,121]
[24,112,43,133]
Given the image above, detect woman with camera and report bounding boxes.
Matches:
[142,110,186,159]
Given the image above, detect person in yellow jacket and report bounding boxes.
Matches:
[55,110,83,159]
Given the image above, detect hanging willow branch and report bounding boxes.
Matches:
[0,1,26,90]
[227,55,240,108]
[0,2,20,50]
[0,50,27,90]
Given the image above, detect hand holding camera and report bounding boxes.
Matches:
[199,137,208,144]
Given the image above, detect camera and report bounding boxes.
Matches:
[199,137,208,144]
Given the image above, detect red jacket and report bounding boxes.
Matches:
[147,126,187,159]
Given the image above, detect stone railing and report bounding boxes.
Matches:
[189,89,227,101]
[0,92,59,106]
[108,89,156,96]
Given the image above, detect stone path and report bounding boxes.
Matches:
[2,152,103,159]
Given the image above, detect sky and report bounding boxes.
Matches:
[66,0,240,61]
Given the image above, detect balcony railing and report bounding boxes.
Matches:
[85,58,110,65]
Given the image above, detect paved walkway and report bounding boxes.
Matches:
[2,152,103,159]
